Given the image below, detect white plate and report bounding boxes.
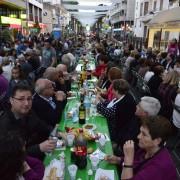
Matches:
[95,168,114,180]
[83,123,96,131]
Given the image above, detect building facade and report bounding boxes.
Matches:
[43,1,70,34]
[134,0,180,50]
[0,0,26,39]
[109,0,135,40]
[27,0,44,34]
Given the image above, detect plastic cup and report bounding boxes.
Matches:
[99,135,106,150]
[68,164,78,180]
[66,133,75,147]
[90,156,99,171]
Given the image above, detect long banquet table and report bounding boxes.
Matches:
[44,58,119,180]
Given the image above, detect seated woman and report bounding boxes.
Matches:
[0,131,44,180]
[99,67,122,101]
[97,79,138,147]
[105,116,177,180]
[92,54,108,78]
[96,61,116,90]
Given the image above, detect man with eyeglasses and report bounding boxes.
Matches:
[0,82,56,160]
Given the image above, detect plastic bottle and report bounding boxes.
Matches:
[84,95,91,121]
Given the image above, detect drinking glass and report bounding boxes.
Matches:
[90,156,99,171]
[68,164,78,180]
[66,133,75,147]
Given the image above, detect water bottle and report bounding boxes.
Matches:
[84,95,91,121]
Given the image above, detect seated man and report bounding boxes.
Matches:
[0,82,57,160]
[33,78,66,128]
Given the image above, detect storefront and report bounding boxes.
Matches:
[0,16,22,41]
[148,7,180,51]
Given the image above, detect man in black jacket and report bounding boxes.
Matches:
[32,78,66,128]
[0,83,56,160]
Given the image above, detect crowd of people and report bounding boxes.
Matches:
[0,32,179,179]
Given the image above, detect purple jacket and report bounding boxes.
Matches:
[129,148,177,180]
[23,156,45,180]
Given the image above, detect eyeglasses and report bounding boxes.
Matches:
[12,97,33,102]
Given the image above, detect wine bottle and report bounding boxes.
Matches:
[79,98,86,125]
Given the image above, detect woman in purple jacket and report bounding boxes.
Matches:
[105,116,177,180]
[0,131,44,180]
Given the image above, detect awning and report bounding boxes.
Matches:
[148,7,180,26]
[10,24,21,28]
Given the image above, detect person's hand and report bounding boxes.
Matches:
[96,93,104,103]
[39,139,57,153]
[23,161,31,172]
[104,155,121,164]
[55,91,66,101]
[123,140,135,165]
[63,72,70,80]
[59,77,65,85]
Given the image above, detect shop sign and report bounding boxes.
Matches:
[20,14,27,19]
[1,16,21,25]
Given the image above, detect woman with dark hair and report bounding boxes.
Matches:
[97,79,137,147]
[105,116,177,180]
[147,65,164,98]
[92,54,108,78]
[0,131,44,180]
[96,61,116,90]
[98,67,122,101]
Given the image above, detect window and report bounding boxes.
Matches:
[144,2,149,15]
[160,0,163,10]
[39,9,42,22]
[140,3,143,16]
[153,1,157,11]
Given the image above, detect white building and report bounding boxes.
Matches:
[43,0,70,33]
[134,0,180,38]
[27,0,44,33]
[109,0,135,40]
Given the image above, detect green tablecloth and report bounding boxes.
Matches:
[44,98,119,180]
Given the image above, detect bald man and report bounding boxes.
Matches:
[32,78,66,128]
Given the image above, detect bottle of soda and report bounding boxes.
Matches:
[79,96,86,124]
[74,129,87,169]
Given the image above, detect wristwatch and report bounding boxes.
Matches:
[122,162,133,168]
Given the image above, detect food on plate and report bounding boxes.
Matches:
[65,127,97,141]
[99,176,110,180]
[87,147,94,154]
[84,124,94,129]
[48,167,59,180]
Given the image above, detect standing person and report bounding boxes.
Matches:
[105,116,177,180]
[167,38,179,57]
[41,39,57,71]
[158,70,179,119]
[0,83,57,160]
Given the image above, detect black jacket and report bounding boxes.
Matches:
[0,110,52,160]
[32,93,63,128]
[97,93,138,147]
